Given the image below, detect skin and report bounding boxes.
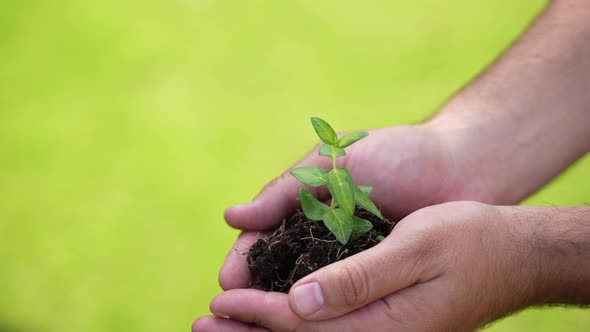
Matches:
[199,203,590,332]
[195,0,590,330]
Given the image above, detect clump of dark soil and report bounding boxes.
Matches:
[247,208,396,293]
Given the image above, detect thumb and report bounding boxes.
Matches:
[225,145,331,231]
[287,236,439,321]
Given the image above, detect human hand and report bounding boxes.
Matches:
[218,124,506,291]
[196,201,565,331]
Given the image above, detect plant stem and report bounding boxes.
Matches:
[332,149,337,170]
[330,145,337,208]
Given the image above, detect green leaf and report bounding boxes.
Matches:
[351,216,373,237]
[376,235,385,242]
[337,131,368,148]
[354,186,383,219]
[290,166,329,187]
[300,189,330,221]
[318,144,346,159]
[322,208,353,244]
[327,168,355,215]
[310,117,338,145]
[357,185,373,196]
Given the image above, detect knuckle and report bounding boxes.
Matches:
[402,224,444,261]
[393,226,446,279]
[333,263,370,307]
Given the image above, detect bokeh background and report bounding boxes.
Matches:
[1,0,589,331]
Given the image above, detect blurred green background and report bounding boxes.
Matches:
[1,0,589,331]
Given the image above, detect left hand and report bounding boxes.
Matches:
[193,201,545,332]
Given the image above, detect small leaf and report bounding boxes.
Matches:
[322,208,353,244]
[351,216,373,237]
[376,235,385,242]
[327,168,355,215]
[318,144,346,159]
[300,189,330,221]
[354,186,383,219]
[311,117,338,145]
[357,185,373,196]
[290,166,329,187]
[337,131,368,148]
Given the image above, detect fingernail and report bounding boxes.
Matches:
[293,282,324,316]
[213,312,229,318]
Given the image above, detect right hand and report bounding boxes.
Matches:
[204,202,555,332]
[218,123,502,290]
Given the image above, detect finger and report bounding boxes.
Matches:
[210,289,303,331]
[219,232,260,290]
[192,315,270,332]
[210,289,320,332]
[225,147,332,231]
[287,235,442,321]
[209,288,411,332]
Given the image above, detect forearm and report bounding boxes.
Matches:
[504,206,590,307]
[426,0,590,204]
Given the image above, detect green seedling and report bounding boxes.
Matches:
[290,117,383,245]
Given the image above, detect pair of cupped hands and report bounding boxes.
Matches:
[193,124,545,332]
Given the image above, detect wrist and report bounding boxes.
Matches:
[424,99,589,205]
[421,108,522,205]
[500,206,590,306]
